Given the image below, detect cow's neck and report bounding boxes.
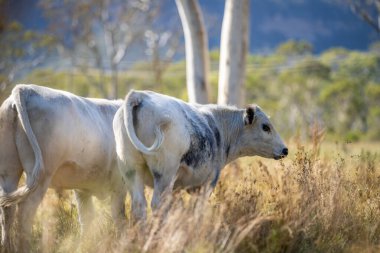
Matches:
[210,107,245,165]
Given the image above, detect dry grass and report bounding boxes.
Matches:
[27,137,380,253]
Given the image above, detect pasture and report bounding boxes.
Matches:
[2,1,380,252]
[25,138,379,253]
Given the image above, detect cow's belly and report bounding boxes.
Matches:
[174,164,214,189]
[46,120,117,192]
[50,161,114,192]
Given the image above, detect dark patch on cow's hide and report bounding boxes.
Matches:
[204,114,221,148]
[225,144,231,159]
[152,170,162,181]
[181,133,211,168]
[124,169,136,179]
[210,169,220,188]
[179,103,218,169]
[186,186,202,194]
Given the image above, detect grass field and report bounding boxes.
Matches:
[27,137,380,253]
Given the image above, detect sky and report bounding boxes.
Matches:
[5,0,379,54]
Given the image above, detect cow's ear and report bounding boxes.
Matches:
[244,106,255,125]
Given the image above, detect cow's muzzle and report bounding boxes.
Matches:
[274,148,288,160]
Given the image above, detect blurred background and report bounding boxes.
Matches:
[1,0,379,142]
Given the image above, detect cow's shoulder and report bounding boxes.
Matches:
[179,105,222,169]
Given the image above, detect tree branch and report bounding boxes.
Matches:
[349,0,380,33]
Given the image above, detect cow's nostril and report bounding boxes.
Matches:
[282,148,288,156]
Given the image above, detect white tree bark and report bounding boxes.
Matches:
[175,0,209,104]
[218,0,249,106]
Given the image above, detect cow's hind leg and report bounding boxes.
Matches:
[120,161,147,222]
[0,171,22,253]
[1,206,16,253]
[131,170,147,222]
[150,159,180,211]
[74,190,94,236]
[16,178,50,253]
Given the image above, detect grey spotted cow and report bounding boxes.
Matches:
[113,90,288,219]
[0,84,126,252]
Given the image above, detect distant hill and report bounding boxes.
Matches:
[6,0,379,54]
[199,0,379,53]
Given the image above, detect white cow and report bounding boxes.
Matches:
[0,84,126,252]
[113,90,288,219]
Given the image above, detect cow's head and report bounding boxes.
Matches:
[239,105,288,160]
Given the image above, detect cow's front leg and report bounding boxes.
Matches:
[206,166,222,196]
[74,190,94,235]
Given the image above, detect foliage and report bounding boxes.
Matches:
[275,40,313,56]
[243,45,380,141]
[3,0,378,140]
[319,51,380,138]
[0,21,55,99]
[4,39,380,141]
[38,0,159,98]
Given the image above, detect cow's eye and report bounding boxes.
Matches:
[262,124,271,133]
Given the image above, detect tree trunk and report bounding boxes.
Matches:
[153,64,164,91]
[111,63,119,99]
[98,68,108,98]
[175,0,209,104]
[68,56,75,93]
[218,0,249,107]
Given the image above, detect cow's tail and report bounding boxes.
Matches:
[123,90,167,155]
[0,86,44,207]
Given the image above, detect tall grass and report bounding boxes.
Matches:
[26,138,380,252]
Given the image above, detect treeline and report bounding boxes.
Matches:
[17,40,380,141]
